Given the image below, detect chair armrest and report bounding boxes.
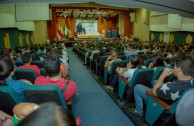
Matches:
[119,75,129,84]
[146,90,170,110]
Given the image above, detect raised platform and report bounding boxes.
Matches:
[58,38,116,43]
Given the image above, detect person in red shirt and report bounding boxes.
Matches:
[19,52,40,76]
[34,52,77,104]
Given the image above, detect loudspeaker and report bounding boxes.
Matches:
[144,10,150,25]
[130,13,135,22]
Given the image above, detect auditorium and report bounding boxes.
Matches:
[0,0,194,126]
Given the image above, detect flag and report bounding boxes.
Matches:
[57,24,63,40]
[63,25,67,39]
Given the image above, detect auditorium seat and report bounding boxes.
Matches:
[15,61,24,67]
[0,86,22,115]
[145,87,194,126]
[23,85,67,108]
[96,55,108,77]
[143,59,152,67]
[104,60,127,84]
[15,69,37,84]
[118,68,154,100]
[31,60,43,69]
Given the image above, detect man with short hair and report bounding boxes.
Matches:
[34,53,77,103]
[19,52,40,76]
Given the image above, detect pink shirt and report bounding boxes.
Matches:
[19,65,40,76]
[34,76,77,102]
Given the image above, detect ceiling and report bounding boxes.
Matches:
[1,0,194,18]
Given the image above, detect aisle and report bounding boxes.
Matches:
[67,48,134,126]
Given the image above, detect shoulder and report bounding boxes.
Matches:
[6,78,27,86]
[35,76,47,84]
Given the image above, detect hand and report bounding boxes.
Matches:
[161,68,173,78]
[21,79,32,85]
[116,67,120,72]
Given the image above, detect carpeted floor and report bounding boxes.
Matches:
[67,48,134,126]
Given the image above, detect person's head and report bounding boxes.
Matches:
[0,58,14,85]
[127,44,133,51]
[22,52,32,64]
[128,55,141,68]
[110,50,117,59]
[43,52,61,77]
[16,50,22,58]
[172,56,194,78]
[3,48,10,55]
[151,55,165,68]
[18,102,76,126]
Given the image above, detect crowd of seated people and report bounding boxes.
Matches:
[0,42,79,126]
[73,40,194,125]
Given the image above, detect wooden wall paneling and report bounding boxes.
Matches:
[124,10,132,38]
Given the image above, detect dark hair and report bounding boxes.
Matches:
[18,102,76,126]
[174,56,194,76]
[30,51,39,61]
[0,58,14,85]
[129,55,141,68]
[152,55,165,67]
[43,53,61,77]
[22,52,32,63]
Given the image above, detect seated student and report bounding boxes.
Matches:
[106,55,142,91]
[148,55,165,71]
[17,102,78,126]
[104,50,121,73]
[18,52,40,76]
[0,58,32,101]
[129,56,194,116]
[46,50,69,79]
[34,53,77,103]
[15,50,23,63]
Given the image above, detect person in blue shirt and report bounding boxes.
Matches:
[124,44,137,58]
[0,57,32,101]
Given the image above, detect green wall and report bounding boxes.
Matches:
[0,28,19,52]
[150,31,194,44]
[0,28,33,52]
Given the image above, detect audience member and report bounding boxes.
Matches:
[19,52,40,76]
[104,50,121,72]
[129,56,194,116]
[34,53,77,103]
[106,55,142,90]
[0,58,32,101]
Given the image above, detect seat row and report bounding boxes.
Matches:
[0,85,67,116]
[73,46,193,125]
